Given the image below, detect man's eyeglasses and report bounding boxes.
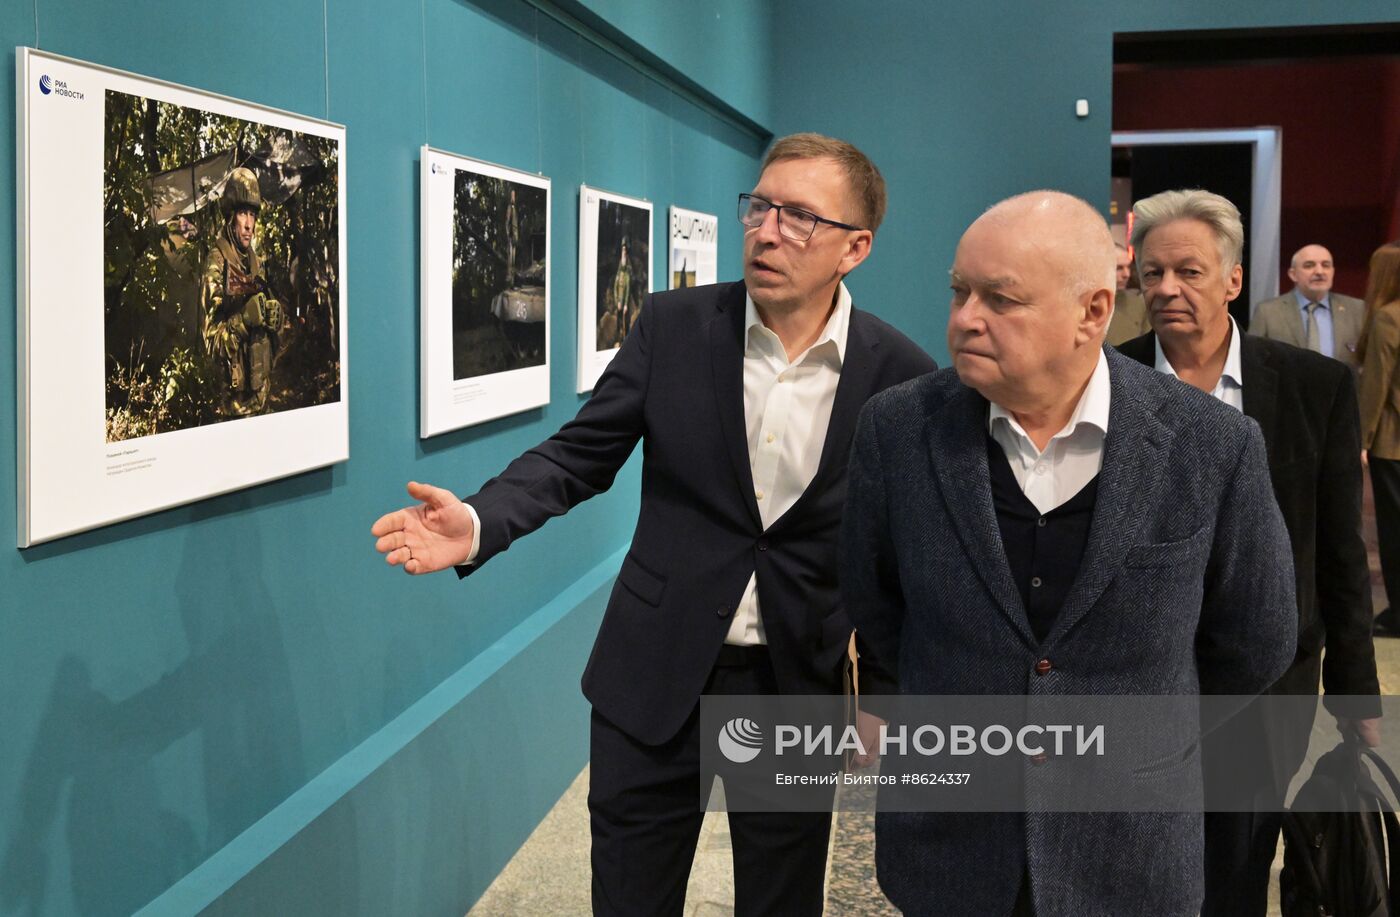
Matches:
[737,193,864,242]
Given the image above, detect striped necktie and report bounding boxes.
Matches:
[1305,301,1323,354]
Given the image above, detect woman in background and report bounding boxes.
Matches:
[1358,242,1400,634]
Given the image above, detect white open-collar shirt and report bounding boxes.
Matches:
[727,282,851,644]
[988,349,1111,516]
[1154,315,1244,412]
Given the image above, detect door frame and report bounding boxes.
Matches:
[1112,127,1283,310]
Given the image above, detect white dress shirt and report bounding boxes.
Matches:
[1154,316,1244,412]
[988,349,1110,515]
[727,283,850,644]
[463,283,854,648]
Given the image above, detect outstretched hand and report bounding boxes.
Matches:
[371,481,476,575]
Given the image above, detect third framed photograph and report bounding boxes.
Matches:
[577,185,652,393]
[668,206,718,290]
[420,147,551,437]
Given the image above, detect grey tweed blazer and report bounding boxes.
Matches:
[841,346,1297,917]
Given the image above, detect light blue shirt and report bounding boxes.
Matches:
[1294,288,1334,358]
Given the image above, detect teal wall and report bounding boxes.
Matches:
[771,0,1400,365]
[0,1,768,914]
[563,0,773,128]
[9,1,1400,915]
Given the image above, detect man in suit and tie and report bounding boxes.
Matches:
[842,191,1296,916]
[1115,190,1380,917]
[371,133,935,915]
[1251,243,1365,369]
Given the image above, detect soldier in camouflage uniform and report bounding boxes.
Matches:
[598,236,636,349]
[504,187,519,286]
[201,167,285,414]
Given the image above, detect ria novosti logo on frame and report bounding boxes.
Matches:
[38,74,84,99]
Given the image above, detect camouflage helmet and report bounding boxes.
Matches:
[221,167,262,214]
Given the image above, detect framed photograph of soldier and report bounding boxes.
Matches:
[15,47,347,547]
[667,206,718,290]
[419,147,551,438]
[576,185,652,393]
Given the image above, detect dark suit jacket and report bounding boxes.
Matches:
[461,281,936,745]
[841,347,1296,917]
[1116,332,1380,715]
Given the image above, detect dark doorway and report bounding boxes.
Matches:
[1124,142,1255,327]
[1113,22,1400,305]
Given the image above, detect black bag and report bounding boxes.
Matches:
[1281,739,1400,916]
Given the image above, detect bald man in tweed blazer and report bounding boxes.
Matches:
[841,192,1295,917]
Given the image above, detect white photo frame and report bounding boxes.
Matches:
[16,48,348,547]
[420,147,551,437]
[667,206,718,290]
[577,185,652,393]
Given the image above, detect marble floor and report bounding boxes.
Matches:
[470,479,1400,916]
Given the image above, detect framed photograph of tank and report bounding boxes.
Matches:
[576,185,652,393]
[668,206,718,290]
[419,146,550,437]
[15,47,347,547]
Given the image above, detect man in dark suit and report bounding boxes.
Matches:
[842,191,1296,916]
[371,133,935,915]
[1114,189,1381,917]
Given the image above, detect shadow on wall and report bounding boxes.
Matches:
[1,496,307,915]
[0,655,202,916]
[193,639,532,914]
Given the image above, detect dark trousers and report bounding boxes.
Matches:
[1372,457,1400,612]
[1011,871,1034,916]
[1202,809,1284,917]
[1201,658,1321,917]
[588,649,834,917]
[905,870,1033,917]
